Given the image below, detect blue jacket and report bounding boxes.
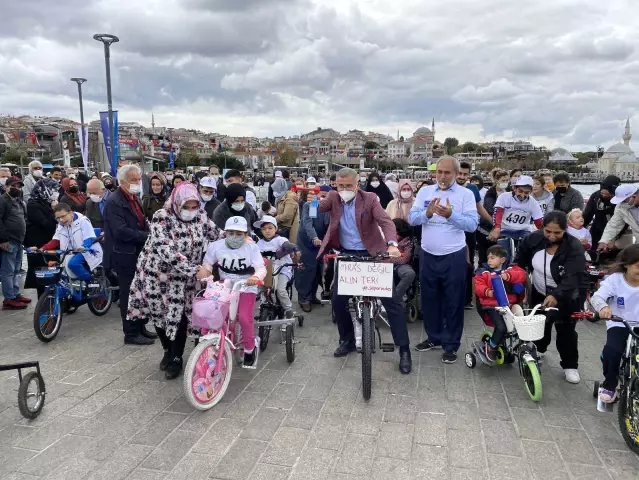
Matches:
[103,188,149,272]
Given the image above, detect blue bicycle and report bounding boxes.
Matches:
[28,247,114,342]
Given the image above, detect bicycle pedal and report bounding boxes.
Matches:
[380,343,395,352]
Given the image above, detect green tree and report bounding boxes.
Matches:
[271,142,298,167]
[1,148,23,164]
[443,137,459,153]
[175,148,200,168]
[210,153,244,171]
[461,141,478,153]
[363,141,379,150]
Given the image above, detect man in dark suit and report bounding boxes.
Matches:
[103,164,156,345]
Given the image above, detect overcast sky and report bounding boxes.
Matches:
[1,0,638,150]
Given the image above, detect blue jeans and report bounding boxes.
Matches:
[1,243,23,300]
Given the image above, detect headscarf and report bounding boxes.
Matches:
[61,177,87,205]
[365,172,394,208]
[149,173,167,201]
[393,179,415,221]
[31,178,59,204]
[600,175,620,195]
[272,177,288,205]
[224,183,247,209]
[167,182,200,218]
[172,174,185,189]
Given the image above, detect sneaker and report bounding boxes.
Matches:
[564,369,581,384]
[165,357,183,380]
[442,352,458,364]
[244,348,257,367]
[2,299,27,310]
[599,388,617,403]
[464,302,474,311]
[484,343,497,363]
[415,340,441,352]
[285,310,294,319]
[15,294,32,304]
[321,291,331,301]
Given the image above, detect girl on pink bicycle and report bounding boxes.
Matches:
[197,216,266,367]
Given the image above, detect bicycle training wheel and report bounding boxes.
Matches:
[33,292,62,343]
[522,359,543,402]
[18,371,46,419]
[361,307,373,401]
[285,324,295,363]
[183,335,233,411]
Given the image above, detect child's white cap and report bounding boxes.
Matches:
[224,216,248,232]
[253,215,278,229]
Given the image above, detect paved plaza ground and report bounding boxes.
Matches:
[0,291,638,480]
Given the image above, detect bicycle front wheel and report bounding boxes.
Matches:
[183,335,233,411]
[33,291,62,343]
[361,305,373,401]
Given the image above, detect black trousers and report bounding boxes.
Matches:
[324,258,335,293]
[465,232,476,305]
[156,314,189,359]
[113,266,142,338]
[485,309,507,346]
[602,326,628,391]
[530,288,579,369]
[476,230,494,266]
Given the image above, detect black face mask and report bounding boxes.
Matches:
[105,183,115,191]
[68,186,79,193]
[555,186,568,194]
[8,188,21,198]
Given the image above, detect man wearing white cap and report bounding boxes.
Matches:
[306,176,317,187]
[199,176,220,219]
[598,184,639,251]
[488,175,544,243]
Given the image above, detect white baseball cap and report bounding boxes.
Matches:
[611,184,638,205]
[306,176,317,184]
[275,171,282,178]
[253,215,278,229]
[224,216,248,232]
[514,175,534,188]
[199,176,217,189]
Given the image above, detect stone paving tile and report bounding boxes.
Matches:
[0,297,637,479]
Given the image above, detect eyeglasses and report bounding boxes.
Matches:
[54,213,70,222]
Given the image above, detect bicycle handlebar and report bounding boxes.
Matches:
[26,248,97,256]
[272,263,299,277]
[572,311,639,339]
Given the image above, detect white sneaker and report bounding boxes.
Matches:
[564,369,580,384]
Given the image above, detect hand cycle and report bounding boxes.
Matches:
[573,311,639,453]
[324,251,396,401]
[256,261,303,361]
[465,303,557,402]
[185,278,293,411]
[26,246,114,342]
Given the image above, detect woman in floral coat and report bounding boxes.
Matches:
[127,182,221,379]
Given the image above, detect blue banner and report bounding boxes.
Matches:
[99,111,111,167]
[112,110,119,178]
[169,150,175,169]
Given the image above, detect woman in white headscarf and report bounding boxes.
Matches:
[126,182,221,380]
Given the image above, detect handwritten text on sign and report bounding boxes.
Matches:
[337,261,394,298]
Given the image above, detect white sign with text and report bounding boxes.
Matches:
[337,261,394,298]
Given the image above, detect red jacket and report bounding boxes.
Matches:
[473,264,527,307]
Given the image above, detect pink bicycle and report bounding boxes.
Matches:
[183,279,258,410]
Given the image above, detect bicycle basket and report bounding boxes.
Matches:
[512,314,546,341]
[34,266,61,286]
[191,283,234,331]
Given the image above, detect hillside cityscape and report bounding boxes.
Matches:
[0,113,635,179]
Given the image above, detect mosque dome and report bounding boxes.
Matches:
[413,127,431,136]
[606,142,632,154]
[617,153,639,163]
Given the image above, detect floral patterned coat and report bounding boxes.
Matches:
[126,207,221,340]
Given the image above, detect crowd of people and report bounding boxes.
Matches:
[1,157,639,398]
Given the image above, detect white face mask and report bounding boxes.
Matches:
[68,174,76,179]
[231,202,245,211]
[166,174,174,181]
[400,190,412,199]
[370,181,380,188]
[50,192,59,201]
[89,194,102,203]
[498,182,508,190]
[181,209,198,221]
[32,170,43,178]
[210,174,219,182]
[0,178,7,186]
[128,183,141,194]
[339,190,356,203]
[359,177,367,183]
[201,194,213,202]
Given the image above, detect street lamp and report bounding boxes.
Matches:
[70,77,87,169]
[93,33,119,173]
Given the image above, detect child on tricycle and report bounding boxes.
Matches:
[473,244,527,363]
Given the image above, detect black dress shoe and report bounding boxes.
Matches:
[165,357,183,380]
[142,326,158,339]
[124,334,154,346]
[333,341,356,357]
[399,350,412,374]
[299,302,312,313]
